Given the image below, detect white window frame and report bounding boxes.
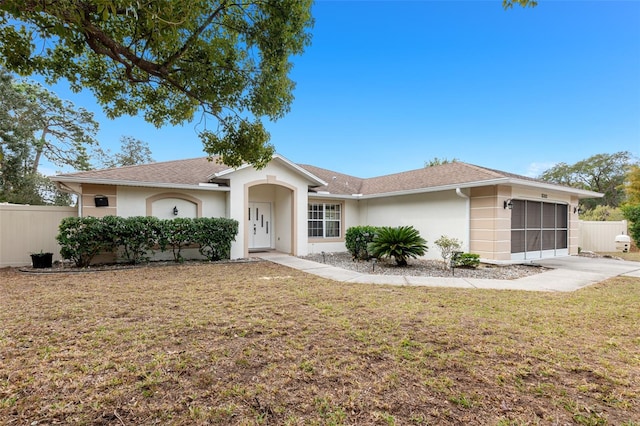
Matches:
[308,202,342,239]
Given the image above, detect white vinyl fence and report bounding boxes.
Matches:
[0,203,77,267]
[578,220,629,252]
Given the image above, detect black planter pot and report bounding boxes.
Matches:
[31,253,53,269]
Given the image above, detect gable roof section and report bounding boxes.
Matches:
[211,154,327,186]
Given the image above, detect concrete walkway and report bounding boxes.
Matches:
[258,253,640,292]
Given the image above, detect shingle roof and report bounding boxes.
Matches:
[54,156,593,197]
[54,157,228,186]
[300,162,513,196]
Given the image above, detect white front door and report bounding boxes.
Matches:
[248,202,272,250]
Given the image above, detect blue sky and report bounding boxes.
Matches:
[35,0,640,178]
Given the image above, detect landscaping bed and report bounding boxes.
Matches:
[302,251,549,280]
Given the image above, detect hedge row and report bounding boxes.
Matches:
[57,216,238,267]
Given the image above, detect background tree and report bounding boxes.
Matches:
[538,151,635,209]
[578,205,625,222]
[0,70,99,204]
[503,0,537,9]
[424,157,459,168]
[99,136,154,168]
[17,81,99,172]
[624,165,640,205]
[0,0,314,169]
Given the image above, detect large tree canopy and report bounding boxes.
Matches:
[0,0,314,168]
[538,151,636,209]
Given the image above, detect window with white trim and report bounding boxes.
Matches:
[308,203,341,238]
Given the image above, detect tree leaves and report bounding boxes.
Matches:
[0,0,314,168]
[538,151,636,209]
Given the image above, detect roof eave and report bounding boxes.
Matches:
[50,176,231,192]
[307,192,360,200]
[358,178,512,199]
[506,178,604,199]
[308,177,604,200]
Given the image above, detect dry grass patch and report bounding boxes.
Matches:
[1,261,639,425]
[598,251,640,262]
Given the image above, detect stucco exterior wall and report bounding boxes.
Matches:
[274,186,293,254]
[357,190,468,260]
[116,186,227,219]
[81,184,117,217]
[470,185,511,261]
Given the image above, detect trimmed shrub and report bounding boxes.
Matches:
[57,216,240,265]
[345,226,379,260]
[57,216,113,267]
[368,226,428,266]
[106,216,162,264]
[157,218,196,262]
[453,253,480,269]
[192,217,239,261]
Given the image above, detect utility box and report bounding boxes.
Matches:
[615,234,631,253]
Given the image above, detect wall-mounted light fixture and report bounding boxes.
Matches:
[573,205,582,214]
[503,199,513,210]
[173,206,179,216]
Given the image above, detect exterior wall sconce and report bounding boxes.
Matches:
[573,206,582,214]
[503,199,513,210]
[173,206,179,216]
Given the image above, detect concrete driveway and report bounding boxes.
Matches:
[519,255,640,292]
[535,255,640,276]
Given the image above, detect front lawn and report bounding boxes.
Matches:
[1,262,638,425]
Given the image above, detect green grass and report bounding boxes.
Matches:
[0,261,638,424]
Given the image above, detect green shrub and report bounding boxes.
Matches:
[57,216,113,267]
[453,253,480,269]
[105,216,162,264]
[621,204,640,247]
[59,215,240,266]
[157,218,196,262]
[368,226,428,266]
[345,226,379,260]
[192,217,238,261]
[434,235,463,270]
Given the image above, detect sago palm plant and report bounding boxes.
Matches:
[368,226,428,266]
